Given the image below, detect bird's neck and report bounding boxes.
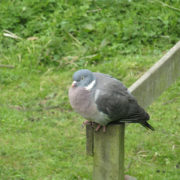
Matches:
[85,80,96,91]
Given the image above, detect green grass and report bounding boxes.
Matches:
[0,0,180,179]
[1,54,180,179]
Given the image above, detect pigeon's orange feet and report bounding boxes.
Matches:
[95,124,106,132]
[82,120,94,128]
[83,120,91,125]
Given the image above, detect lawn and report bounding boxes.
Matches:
[0,0,180,179]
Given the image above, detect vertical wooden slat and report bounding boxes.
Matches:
[93,124,125,180]
[86,124,94,156]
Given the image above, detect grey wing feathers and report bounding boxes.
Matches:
[94,73,149,123]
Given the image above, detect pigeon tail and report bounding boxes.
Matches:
[141,121,155,131]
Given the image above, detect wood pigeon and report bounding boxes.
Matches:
[68,69,154,131]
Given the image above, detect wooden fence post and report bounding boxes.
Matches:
[93,124,125,180]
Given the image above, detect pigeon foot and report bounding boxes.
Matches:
[83,120,91,125]
[82,120,94,128]
[95,124,106,132]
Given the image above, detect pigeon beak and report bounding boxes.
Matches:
[72,81,77,87]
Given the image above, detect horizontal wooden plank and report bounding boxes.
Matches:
[128,41,180,108]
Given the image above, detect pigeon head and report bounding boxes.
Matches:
[71,69,96,89]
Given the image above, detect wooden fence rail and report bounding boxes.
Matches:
[86,41,180,180]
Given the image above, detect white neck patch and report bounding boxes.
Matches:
[85,80,96,91]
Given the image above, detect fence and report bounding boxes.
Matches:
[86,41,180,180]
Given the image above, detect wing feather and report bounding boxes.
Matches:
[94,73,149,123]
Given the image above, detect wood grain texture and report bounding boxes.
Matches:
[93,124,125,180]
[86,124,94,156]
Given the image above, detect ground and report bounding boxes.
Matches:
[0,0,180,179]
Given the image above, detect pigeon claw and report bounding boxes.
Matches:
[83,120,91,125]
[83,121,106,132]
[95,124,106,132]
[82,120,94,128]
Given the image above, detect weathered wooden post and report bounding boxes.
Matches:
[86,41,180,180]
[93,124,125,180]
[86,123,135,180]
